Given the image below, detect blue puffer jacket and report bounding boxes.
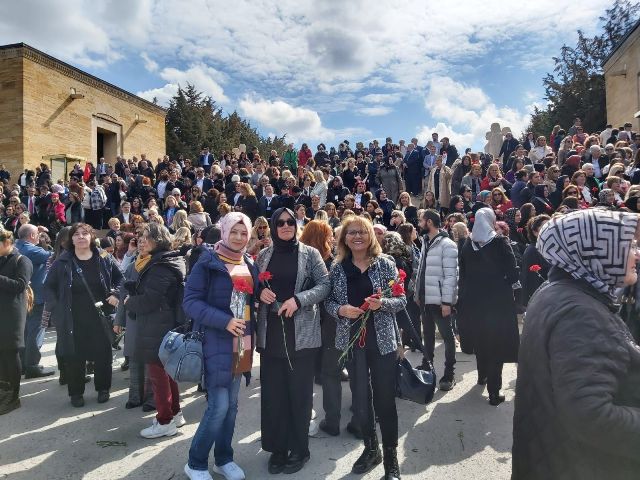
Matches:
[183,248,258,389]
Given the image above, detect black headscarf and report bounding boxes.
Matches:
[270,207,299,253]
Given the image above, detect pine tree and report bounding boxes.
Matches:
[527,0,640,136]
[165,84,287,161]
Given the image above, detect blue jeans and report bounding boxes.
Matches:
[21,303,45,370]
[188,374,241,470]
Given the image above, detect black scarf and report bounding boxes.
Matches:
[270,207,299,253]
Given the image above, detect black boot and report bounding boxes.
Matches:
[352,435,382,474]
[383,446,401,480]
[0,382,20,416]
[489,393,505,406]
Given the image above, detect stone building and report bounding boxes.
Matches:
[0,43,166,178]
[604,20,640,130]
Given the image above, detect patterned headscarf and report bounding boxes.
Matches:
[598,188,613,205]
[537,209,639,296]
[504,208,519,232]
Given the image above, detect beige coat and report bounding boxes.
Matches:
[427,165,453,208]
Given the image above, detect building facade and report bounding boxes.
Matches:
[604,21,640,130]
[0,43,166,178]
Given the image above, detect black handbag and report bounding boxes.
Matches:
[72,259,116,345]
[396,357,436,405]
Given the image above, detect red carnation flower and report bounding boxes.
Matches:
[397,269,407,282]
[232,277,253,294]
[529,264,542,273]
[391,282,405,297]
[517,227,524,233]
[258,271,273,283]
[359,301,370,311]
[592,187,598,193]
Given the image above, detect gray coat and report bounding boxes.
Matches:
[512,267,640,479]
[114,258,139,358]
[255,243,330,351]
[325,254,406,355]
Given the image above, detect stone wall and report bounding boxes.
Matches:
[0,44,166,179]
[604,25,640,130]
[0,53,24,175]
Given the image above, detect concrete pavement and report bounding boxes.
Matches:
[0,329,516,479]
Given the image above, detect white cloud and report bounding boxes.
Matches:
[361,93,402,104]
[140,52,158,72]
[418,77,531,150]
[137,63,229,106]
[358,106,393,117]
[239,97,369,143]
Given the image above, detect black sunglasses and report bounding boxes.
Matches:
[276,219,296,227]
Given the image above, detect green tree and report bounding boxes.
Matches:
[165,84,287,161]
[527,0,640,136]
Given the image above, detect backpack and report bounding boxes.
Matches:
[90,187,106,209]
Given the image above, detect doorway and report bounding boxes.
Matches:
[96,127,117,163]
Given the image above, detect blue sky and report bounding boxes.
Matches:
[1,0,610,151]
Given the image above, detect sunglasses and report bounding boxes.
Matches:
[276,219,296,227]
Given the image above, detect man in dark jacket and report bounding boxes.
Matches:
[510,170,529,208]
[440,137,459,168]
[498,133,519,171]
[403,143,423,196]
[518,170,542,205]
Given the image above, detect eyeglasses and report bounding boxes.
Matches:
[258,226,267,229]
[276,219,296,227]
[346,230,369,237]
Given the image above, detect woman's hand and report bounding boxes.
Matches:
[106,295,119,307]
[260,288,276,304]
[113,325,123,334]
[339,305,365,319]
[365,289,383,311]
[226,318,246,336]
[278,298,298,318]
[127,242,137,254]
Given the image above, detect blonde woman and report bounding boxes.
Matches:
[557,136,574,166]
[170,210,193,235]
[217,203,232,223]
[311,170,328,206]
[171,227,193,251]
[237,183,258,221]
[247,216,272,255]
[187,201,212,233]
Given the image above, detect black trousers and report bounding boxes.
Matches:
[65,354,112,397]
[0,349,21,400]
[476,352,503,396]
[320,315,343,428]
[422,304,456,377]
[260,354,315,457]
[347,347,398,448]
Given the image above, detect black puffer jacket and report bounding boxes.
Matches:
[0,251,33,350]
[125,250,186,363]
[512,267,640,479]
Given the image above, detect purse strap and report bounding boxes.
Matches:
[72,258,104,315]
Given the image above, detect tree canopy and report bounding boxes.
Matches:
[165,84,287,159]
[527,0,640,136]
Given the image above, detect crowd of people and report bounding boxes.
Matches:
[1,119,640,479]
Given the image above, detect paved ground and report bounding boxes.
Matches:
[0,330,516,480]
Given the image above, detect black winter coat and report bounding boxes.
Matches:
[512,267,640,479]
[0,251,33,350]
[457,236,519,362]
[45,249,123,356]
[125,250,186,363]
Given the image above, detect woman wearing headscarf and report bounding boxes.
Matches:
[325,216,406,480]
[375,189,396,228]
[255,207,330,475]
[549,175,570,209]
[458,208,519,405]
[596,188,618,210]
[504,208,526,255]
[530,184,554,215]
[512,209,640,480]
[183,212,257,480]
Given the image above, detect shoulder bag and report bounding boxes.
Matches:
[72,259,116,344]
[159,322,204,383]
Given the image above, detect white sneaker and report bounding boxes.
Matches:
[212,462,245,480]
[308,419,319,437]
[174,411,186,428]
[140,418,178,439]
[311,408,317,420]
[184,463,213,480]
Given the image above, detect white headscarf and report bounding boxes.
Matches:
[471,207,497,250]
